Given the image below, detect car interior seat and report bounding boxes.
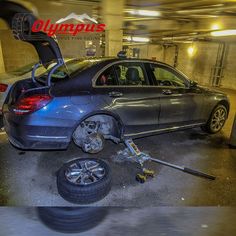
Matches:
[125,67,141,85]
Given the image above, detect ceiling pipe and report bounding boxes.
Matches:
[176,4,236,14]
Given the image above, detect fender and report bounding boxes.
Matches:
[72,110,125,139]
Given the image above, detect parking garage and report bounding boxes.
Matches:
[0,0,236,210]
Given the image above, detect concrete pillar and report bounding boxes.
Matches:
[0,40,5,73]
[102,0,124,56]
[229,114,236,148]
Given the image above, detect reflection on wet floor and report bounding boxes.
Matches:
[0,207,236,235]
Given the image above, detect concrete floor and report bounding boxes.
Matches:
[0,88,235,206]
[0,207,236,236]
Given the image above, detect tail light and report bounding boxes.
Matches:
[13,94,52,115]
[0,83,8,92]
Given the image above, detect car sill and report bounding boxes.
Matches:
[124,122,205,138]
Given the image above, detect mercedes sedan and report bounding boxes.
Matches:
[3,56,230,153]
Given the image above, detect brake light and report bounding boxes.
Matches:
[13,94,52,115]
[0,83,8,92]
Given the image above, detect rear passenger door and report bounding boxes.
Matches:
[93,61,160,136]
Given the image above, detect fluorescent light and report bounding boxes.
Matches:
[211,30,236,37]
[127,9,161,17]
[124,36,132,41]
[123,36,150,42]
[132,37,150,42]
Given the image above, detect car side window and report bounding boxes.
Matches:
[113,62,149,86]
[96,66,118,86]
[150,64,187,88]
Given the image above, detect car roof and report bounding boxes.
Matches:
[74,57,164,64]
[67,57,171,70]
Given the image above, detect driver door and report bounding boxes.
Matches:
[146,63,205,129]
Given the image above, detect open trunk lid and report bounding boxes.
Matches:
[0,1,63,67]
[0,2,64,106]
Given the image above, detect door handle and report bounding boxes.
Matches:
[108,91,123,97]
[162,89,173,95]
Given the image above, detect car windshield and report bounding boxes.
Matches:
[36,58,103,83]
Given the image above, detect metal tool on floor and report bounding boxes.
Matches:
[123,139,216,183]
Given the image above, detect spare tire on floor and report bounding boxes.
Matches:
[57,158,112,204]
[37,207,108,233]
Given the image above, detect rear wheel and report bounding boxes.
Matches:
[202,104,228,134]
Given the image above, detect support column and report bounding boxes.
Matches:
[0,40,5,73]
[102,0,124,56]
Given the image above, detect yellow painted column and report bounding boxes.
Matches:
[0,40,5,73]
[102,0,124,56]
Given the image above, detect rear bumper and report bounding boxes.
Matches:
[3,112,73,150]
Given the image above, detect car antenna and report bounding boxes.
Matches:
[117,51,127,59]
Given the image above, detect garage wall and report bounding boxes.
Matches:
[133,41,236,90]
[0,30,38,72]
[174,42,219,86]
[170,42,236,90]
[224,43,236,90]
[138,44,164,60]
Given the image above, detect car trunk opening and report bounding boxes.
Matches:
[5,58,98,113]
[5,78,51,114]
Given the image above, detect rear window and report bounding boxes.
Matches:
[36,58,103,83]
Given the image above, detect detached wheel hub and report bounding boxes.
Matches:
[81,133,104,154]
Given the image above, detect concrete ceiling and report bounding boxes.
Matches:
[124,0,236,42]
[3,0,236,43]
[70,0,236,42]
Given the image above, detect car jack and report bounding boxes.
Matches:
[121,139,216,183]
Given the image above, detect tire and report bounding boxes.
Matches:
[57,158,112,204]
[37,207,108,233]
[201,104,228,134]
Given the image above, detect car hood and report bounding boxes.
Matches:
[198,85,227,96]
[0,1,63,68]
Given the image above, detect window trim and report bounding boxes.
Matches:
[113,62,149,86]
[93,60,152,88]
[95,65,119,86]
[92,60,190,88]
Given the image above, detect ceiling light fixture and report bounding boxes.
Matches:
[211,30,236,37]
[123,36,150,43]
[187,45,197,57]
[132,37,150,42]
[126,9,161,17]
[211,23,221,31]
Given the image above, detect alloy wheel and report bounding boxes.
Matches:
[65,159,106,186]
[210,107,227,132]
